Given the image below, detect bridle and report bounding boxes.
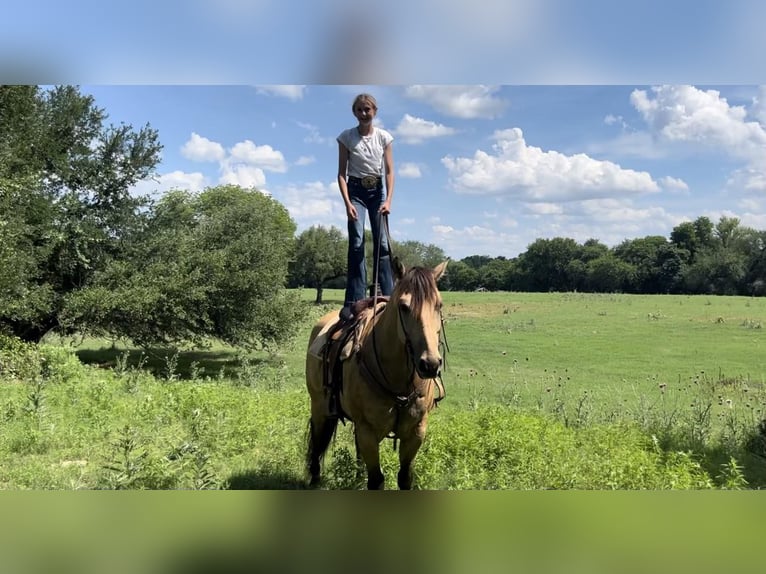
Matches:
[356,216,449,447]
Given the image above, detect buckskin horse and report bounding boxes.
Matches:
[305,259,448,489]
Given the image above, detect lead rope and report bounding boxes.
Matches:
[372,211,394,312]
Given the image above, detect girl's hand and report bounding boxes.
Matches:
[346,204,358,221]
[379,201,391,216]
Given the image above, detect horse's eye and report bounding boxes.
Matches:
[398,301,410,314]
[436,301,443,312]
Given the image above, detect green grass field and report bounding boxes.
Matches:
[2,290,765,489]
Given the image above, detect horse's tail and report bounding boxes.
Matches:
[306,415,340,482]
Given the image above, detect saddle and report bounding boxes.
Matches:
[309,297,389,419]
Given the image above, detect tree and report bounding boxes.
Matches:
[479,258,513,291]
[693,216,715,249]
[64,185,306,349]
[586,254,633,292]
[670,221,698,263]
[613,235,670,293]
[291,225,346,303]
[742,230,766,295]
[518,237,583,291]
[441,260,478,291]
[461,255,493,270]
[0,85,162,341]
[393,240,448,270]
[581,238,610,262]
[681,248,747,295]
[714,216,742,250]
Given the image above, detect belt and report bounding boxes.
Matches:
[348,175,382,188]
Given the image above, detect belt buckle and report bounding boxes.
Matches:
[361,175,378,188]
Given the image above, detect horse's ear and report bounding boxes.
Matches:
[393,256,406,281]
[432,260,449,281]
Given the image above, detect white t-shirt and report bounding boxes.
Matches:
[337,126,394,178]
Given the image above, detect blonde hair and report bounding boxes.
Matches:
[352,93,378,113]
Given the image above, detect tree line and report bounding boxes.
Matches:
[437,216,766,295]
[3,86,765,350]
[289,214,766,298]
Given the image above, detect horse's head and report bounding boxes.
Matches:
[391,258,449,379]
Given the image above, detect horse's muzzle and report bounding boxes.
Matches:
[417,357,442,379]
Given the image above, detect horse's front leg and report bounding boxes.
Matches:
[397,417,428,490]
[355,422,385,490]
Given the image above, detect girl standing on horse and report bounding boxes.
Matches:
[336,93,395,321]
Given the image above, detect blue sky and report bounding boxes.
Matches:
[79,85,766,260]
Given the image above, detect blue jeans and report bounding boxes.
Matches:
[344,179,394,308]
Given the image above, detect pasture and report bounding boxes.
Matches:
[1,290,765,489]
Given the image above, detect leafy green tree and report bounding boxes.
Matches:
[64,185,305,349]
[441,260,479,291]
[742,230,766,295]
[518,237,583,291]
[714,216,742,250]
[565,259,588,291]
[670,221,698,263]
[461,255,493,270]
[581,238,610,262]
[0,175,56,329]
[393,240,448,270]
[290,225,347,303]
[681,248,747,295]
[0,85,162,341]
[693,216,715,249]
[613,235,671,293]
[479,258,513,291]
[586,254,634,292]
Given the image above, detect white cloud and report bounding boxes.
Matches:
[431,223,525,259]
[219,165,267,189]
[631,85,766,160]
[297,121,330,145]
[394,114,456,144]
[270,181,345,229]
[181,132,226,162]
[659,176,690,193]
[398,162,422,178]
[161,170,209,192]
[400,218,416,225]
[586,130,667,160]
[576,199,676,227]
[516,199,681,249]
[726,167,766,192]
[404,85,508,119]
[130,170,208,197]
[738,197,762,211]
[524,202,564,215]
[442,127,660,201]
[255,85,306,100]
[753,86,766,125]
[501,217,518,228]
[295,155,316,166]
[741,211,766,230]
[228,140,287,172]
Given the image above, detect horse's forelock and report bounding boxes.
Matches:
[393,266,439,316]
